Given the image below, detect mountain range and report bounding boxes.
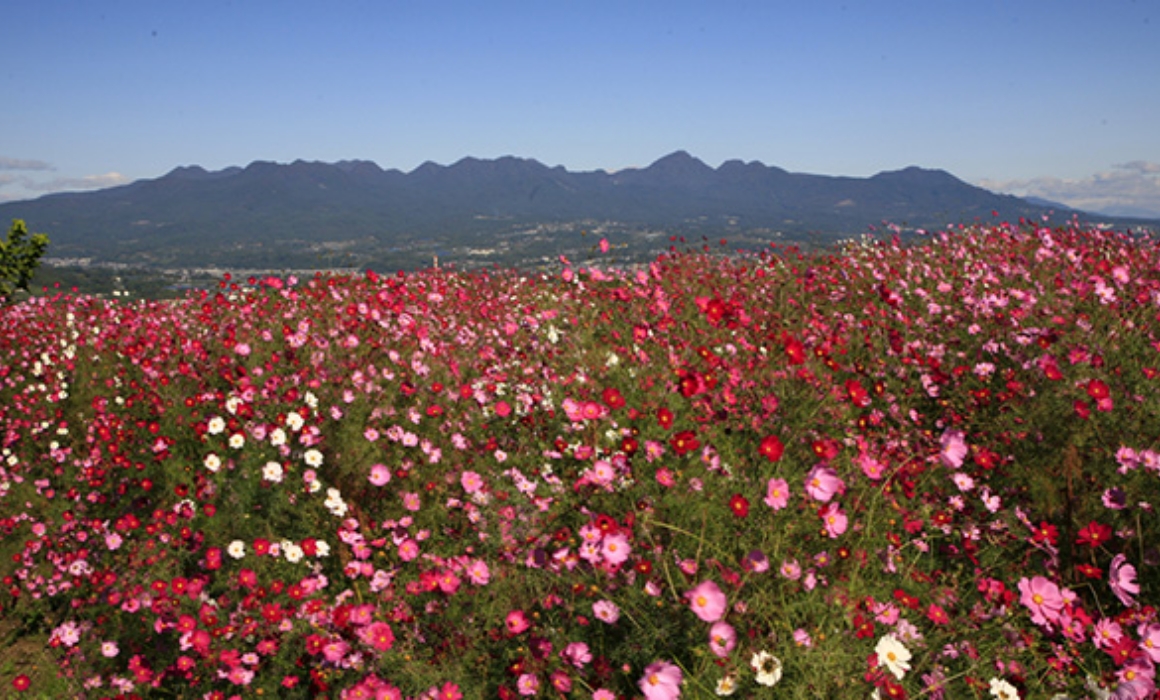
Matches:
[0,151,1106,270]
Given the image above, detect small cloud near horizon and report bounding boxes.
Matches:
[978,162,1160,217]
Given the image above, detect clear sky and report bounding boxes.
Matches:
[3,0,1159,214]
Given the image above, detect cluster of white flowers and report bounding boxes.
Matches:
[324,487,348,517]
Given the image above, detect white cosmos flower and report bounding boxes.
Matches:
[262,461,284,483]
[715,674,738,696]
[228,433,245,449]
[269,428,287,447]
[204,454,221,472]
[304,449,324,467]
[989,678,1020,700]
[227,540,246,559]
[875,634,912,680]
[750,651,783,686]
[206,417,225,435]
[283,541,304,563]
[315,540,330,557]
[286,412,305,432]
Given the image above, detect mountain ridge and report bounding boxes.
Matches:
[0,151,1111,270]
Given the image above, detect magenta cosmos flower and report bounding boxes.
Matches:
[687,580,728,622]
[638,660,682,700]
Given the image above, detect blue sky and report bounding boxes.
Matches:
[3,0,1159,214]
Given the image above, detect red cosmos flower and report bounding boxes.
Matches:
[12,674,30,692]
[671,430,700,456]
[926,603,950,625]
[1031,521,1058,546]
[846,379,871,407]
[1086,378,1110,400]
[1105,634,1140,666]
[1075,563,1103,579]
[759,435,784,463]
[1076,521,1113,548]
[784,336,806,365]
[657,407,674,430]
[602,387,626,410]
[728,494,750,518]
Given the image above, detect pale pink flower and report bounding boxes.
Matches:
[819,502,848,538]
[708,621,736,658]
[562,641,592,668]
[1110,554,1140,607]
[687,580,727,622]
[804,465,844,503]
[1137,622,1160,663]
[517,673,540,696]
[368,463,391,486]
[764,477,790,510]
[1018,576,1066,628]
[638,660,682,700]
[460,470,484,493]
[600,532,631,567]
[939,429,968,468]
[593,600,620,624]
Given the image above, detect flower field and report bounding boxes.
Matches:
[2,221,1159,699]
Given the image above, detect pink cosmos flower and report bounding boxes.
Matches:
[1092,618,1124,650]
[517,673,540,696]
[638,660,683,700]
[804,465,844,503]
[460,470,484,493]
[358,621,395,652]
[592,690,615,700]
[1018,576,1066,628]
[593,599,620,624]
[600,532,631,567]
[819,502,848,538]
[1109,554,1140,607]
[398,538,419,561]
[562,642,592,668]
[437,682,463,700]
[506,610,531,635]
[1137,623,1160,663]
[764,477,790,510]
[549,670,572,693]
[939,429,968,468]
[708,621,736,657]
[368,463,391,486]
[687,580,727,622]
[466,558,491,585]
[322,638,350,663]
